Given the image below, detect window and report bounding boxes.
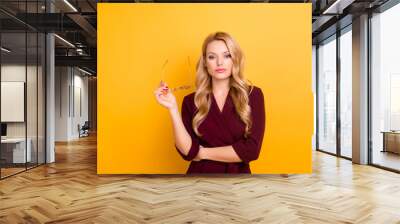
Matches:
[339,27,352,158]
[318,35,337,154]
[371,2,400,171]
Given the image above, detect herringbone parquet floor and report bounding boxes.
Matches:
[1,134,400,223]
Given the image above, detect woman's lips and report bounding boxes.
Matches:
[215,68,226,73]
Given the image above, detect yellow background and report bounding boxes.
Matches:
[98,3,313,174]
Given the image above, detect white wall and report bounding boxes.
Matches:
[1,65,38,138]
[72,72,89,138]
[312,45,316,151]
[55,67,89,141]
[55,66,70,141]
[1,63,46,164]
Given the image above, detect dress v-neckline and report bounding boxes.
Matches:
[211,91,230,114]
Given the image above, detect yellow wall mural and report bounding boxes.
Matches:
[98,3,313,174]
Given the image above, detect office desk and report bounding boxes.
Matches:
[1,138,31,163]
[381,131,400,154]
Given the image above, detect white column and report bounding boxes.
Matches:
[45,0,55,163]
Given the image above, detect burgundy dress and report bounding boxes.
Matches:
[175,86,266,174]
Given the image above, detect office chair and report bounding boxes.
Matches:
[79,121,90,138]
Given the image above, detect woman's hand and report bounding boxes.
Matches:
[193,145,205,161]
[154,81,178,111]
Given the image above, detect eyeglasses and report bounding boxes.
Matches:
[160,56,193,95]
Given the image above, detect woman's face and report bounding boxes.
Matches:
[205,40,233,81]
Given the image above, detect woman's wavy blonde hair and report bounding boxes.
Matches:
[193,31,253,138]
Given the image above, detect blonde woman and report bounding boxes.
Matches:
[154,31,265,174]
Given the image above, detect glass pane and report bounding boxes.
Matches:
[25,0,38,169]
[38,32,45,165]
[318,36,337,154]
[371,3,400,171]
[0,1,46,178]
[1,31,27,177]
[27,31,38,169]
[340,28,352,158]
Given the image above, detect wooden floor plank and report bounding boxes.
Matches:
[1,134,400,223]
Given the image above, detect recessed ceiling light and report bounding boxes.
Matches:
[54,34,75,48]
[77,67,93,76]
[322,0,354,15]
[63,0,78,12]
[1,47,11,53]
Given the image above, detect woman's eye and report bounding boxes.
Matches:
[208,56,215,60]
[225,54,231,58]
